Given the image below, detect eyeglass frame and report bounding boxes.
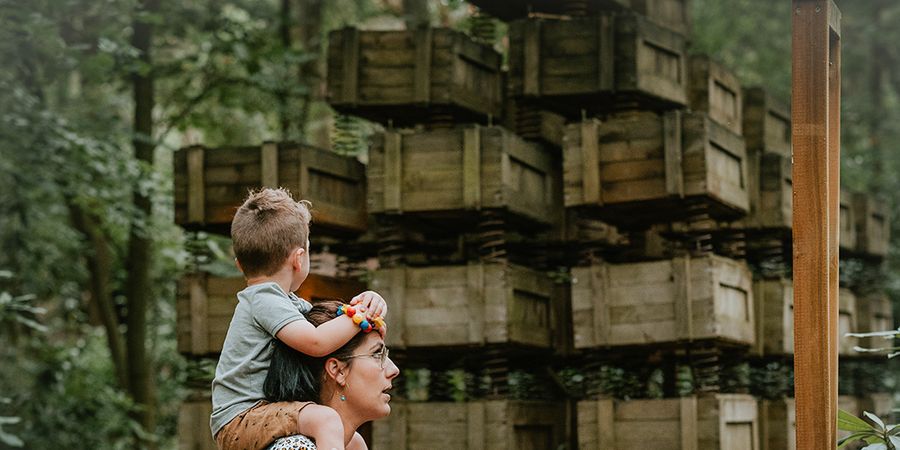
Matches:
[341,346,390,369]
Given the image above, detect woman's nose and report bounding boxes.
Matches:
[384,357,400,379]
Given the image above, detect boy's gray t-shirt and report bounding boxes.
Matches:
[210,282,312,437]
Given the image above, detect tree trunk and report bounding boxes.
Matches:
[126,0,159,446]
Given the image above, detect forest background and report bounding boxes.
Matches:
[1,0,897,448]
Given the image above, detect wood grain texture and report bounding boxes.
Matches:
[791,2,841,449]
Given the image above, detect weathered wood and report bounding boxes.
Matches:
[752,278,794,356]
[855,292,894,349]
[174,143,368,236]
[838,288,858,356]
[176,273,366,356]
[852,192,890,258]
[373,400,566,450]
[571,254,754,348]
[758,398,796,450]
[743,87,791,158]
[689,55,743,135]
[178,391,217,450]
[467,0,691,35]
[564,112,748,224]
[370,263,557,349]
[578,394,759,450]
[368,126,560,229]
[327,27,503,126]
[742,153,792,230]
[508,13,687,118]
[501,98,566,149]
[838,187,857,253]
[791,3,841,448]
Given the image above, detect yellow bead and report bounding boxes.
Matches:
[352,314,363,325]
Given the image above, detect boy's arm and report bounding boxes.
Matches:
[296,404,344,450]
[275,314,359,357]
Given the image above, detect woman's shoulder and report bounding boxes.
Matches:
[267,435,317,450]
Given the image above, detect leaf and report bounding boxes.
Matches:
[841,432,880,449]
[865,411,887,430]
[889,436,900,450]
[889,424,900,436]
[841,409,877,432]
[861,444,887,450]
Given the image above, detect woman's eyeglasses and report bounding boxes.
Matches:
[344,346,390,369]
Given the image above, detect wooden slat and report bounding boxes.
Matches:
[260,141,279,188]
[597,399,616,448]
[187,146,206,223]
[340,27,360,104]
[673,256,693,341]
[523,20,541,96]
[467,402,486,450]
[463,126,482,210]
[466,263,486,344]
[598,15,615,91]
[413,27,433,104]
[383,131,403,212]
[581,120,602,205]
[680,397,699,450]
[189,274,209,355]
[791,2,841,450]
[663,110,684,197]
[590,264,610,346]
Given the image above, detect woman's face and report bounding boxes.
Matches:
[342,333,399,421]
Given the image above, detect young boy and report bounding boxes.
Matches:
[210,188,386,450]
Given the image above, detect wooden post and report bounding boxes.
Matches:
[791,1,840,450]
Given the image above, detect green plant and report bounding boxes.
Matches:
[838,409,900,449]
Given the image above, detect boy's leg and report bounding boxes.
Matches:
[215,401,314,450]
[295,404,345,450]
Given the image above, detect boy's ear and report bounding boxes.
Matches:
[292,247,306,271]
[234,258,244,274]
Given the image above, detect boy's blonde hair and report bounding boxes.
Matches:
[231,188,312,277]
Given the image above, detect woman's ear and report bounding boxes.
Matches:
[324,357,349,386]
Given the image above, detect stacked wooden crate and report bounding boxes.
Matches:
[171,141,371,448]
[327,22,569,449]
[463,0,766,448]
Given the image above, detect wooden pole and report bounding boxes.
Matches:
[791,1,841,449]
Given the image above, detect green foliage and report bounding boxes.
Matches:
[838,409,900,450]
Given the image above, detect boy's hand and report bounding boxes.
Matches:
[349,290,387,319]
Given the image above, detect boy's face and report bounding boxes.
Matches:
[289,239,311,292]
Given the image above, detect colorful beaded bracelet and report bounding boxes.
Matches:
[336,304,386,333]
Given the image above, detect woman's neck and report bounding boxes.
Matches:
[328,401,363,445]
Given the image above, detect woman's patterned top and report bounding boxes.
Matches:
[267,435,316,450]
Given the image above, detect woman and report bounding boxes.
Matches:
[263,300,400,450]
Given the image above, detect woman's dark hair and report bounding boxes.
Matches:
[263,300,369,403]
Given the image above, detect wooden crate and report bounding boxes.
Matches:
[176,273,367,356]
[578,394,759,450]
[372,400,567,450]
[839,288,859,356]
[369,263,557,350]
[327,27,502,126]
[508,14,687,117]
[688,55,743,135]
[856,292,894,349]
[178,391,216,450]
[853,192,890,258]
[742,87,791,158]
[571,254,754,348]
[174,142,367,236]
[469,0,691,35]
[752,277,793,356]
[563,112,749,225]
[758,398,795,450]
[859,393,894,421]
[502,97,566,149]
[368,125,560,229]
[739,152,791,230]
[839,188,858,253]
